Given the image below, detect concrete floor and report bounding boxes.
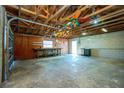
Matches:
[1,54,124,88]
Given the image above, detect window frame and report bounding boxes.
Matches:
[43,40,53,48]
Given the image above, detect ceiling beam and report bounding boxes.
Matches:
[73,6,121,32]
[39,6,69,35]
[7,5,48,19]
[26,6,44,34]
[50,6,57,15]
[83,5,114,19]
[75,20,124,35]
[42,6,50,17]
[83,20,124,32]
[77,16,124,32]
[59,7,69,19]
[45,5,69,23]
[60,5,92,21]
[75,6,114,29]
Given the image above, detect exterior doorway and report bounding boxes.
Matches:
[72,41,77,54]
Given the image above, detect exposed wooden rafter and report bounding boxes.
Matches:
[5,5,124,39]
[83,5,114,19]
[7,5,48,19]
[60,5,92,22]
[45,5,69,23]
[26,5,44,34]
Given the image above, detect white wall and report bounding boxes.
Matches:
[69,31,124,60]
[80,31,124,49]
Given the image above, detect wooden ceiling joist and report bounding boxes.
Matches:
[83,5,114,19]
[76,20,124,35]
[50,6,57,15]
[75,8,124,32]
[5,5,124,38]
[45,5,69,23]
[75,5,114,29]
[60,5,91,21]
[42,7,50,16]
[26,6,44,34]
[78,16,124,32]
[7,5,48,19]
[39,5,69,35]
[87,20,124,31]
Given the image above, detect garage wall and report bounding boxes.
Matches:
[14,33,68,60]
[69,31,124,60]
[0,6,4,84]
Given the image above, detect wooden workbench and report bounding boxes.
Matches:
[33,48,61,58]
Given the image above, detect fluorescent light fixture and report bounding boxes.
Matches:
[101,28,108,32]
[82,33,87,35]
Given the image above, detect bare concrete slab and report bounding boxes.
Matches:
[1,54,124,88]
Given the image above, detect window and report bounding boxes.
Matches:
[43,41,53,48]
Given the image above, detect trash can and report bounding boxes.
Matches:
[84,48,91,56]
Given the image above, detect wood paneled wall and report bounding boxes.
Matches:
[14,33,68,60]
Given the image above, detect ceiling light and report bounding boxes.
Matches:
[90,18,101,25]
[93,20,98,24]
[82,33,87,35]
[101,28,108,32]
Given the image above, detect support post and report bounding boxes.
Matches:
[0,6,5,83]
